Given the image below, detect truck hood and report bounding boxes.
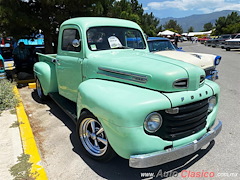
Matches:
[154,51,215,70]
[85,50,205,92]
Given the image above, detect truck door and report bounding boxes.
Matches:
[55,27,83,102]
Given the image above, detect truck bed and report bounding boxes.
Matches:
[37,53,57,62]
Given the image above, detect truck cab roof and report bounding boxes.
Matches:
[61,17,142,30]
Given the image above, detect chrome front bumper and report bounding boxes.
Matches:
[129,120,222,168]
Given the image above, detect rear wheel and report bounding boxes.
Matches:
[226,47,231,51]
[77,111,116,161]
[36,78,47,101]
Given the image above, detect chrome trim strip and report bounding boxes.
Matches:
[129,120,222,168]
[97,72,147,84]
[98,67,147,78]
[98,67,148,84]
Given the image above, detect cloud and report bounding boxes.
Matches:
[214,3,240,11]
[143,6,149,11]
[147,0,240,13]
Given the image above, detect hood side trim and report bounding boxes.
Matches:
[98,67,148,84]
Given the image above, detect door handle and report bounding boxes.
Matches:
[52,58,60,65]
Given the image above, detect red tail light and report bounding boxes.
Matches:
[0,60,4,70]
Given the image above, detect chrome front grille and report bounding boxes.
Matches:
[154,98,208,141]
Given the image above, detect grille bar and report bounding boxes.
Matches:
[166,112,207,127]
[167,115,207,133]
[164,104,208,121]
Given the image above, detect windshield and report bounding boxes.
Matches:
[87,27,146,51]
[234,34,240,39]
[148,40,176,52]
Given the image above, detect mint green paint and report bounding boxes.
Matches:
[56,54,83,102]
[34,17,221,160]
[101,122,172,159]
[85,50,205,92]
[162,80,219,107]
[205,79,221,95]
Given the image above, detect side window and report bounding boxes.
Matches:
[62,29,81,52]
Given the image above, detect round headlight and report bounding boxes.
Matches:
[208,96,217,113]
[214,56,221,66]
[144,112,163,133]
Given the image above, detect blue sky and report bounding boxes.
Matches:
[138,0,240,18]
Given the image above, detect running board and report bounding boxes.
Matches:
[49,93,77,123]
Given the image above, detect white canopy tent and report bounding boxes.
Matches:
[157,30,179,36]
[182,30,212,37]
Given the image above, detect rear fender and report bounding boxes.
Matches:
[34,62,58,95]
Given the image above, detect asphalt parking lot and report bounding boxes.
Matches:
[19,41,240,180]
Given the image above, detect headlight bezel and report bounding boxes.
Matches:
[144,112,163,133]
[208,96,217,113]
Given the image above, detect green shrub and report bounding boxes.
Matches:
[0,79,18,115]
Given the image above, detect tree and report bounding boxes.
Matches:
[110,0,159,36]
[140,12,160,36]
[214,12,240,35]
[214,16,226,35]
[0,0,114,53]
[203,23,213,31]
[163,20,183,34]
[188,26,194,32]
[0,0,161,52]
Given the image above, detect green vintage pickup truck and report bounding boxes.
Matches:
[34,17,222,168]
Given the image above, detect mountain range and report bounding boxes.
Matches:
[159,10,240,32]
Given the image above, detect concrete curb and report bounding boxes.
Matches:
[14,86,48,180]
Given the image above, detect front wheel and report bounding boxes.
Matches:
[77,111,116,162]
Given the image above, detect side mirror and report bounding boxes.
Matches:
[72,39,80,48]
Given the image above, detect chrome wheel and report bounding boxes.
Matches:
[36,78,47,101]
[79,117,108,157]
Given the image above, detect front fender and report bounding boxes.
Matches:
[34,62,58,95]
[76,79,173,158]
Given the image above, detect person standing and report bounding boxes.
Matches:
[174,33,179,47]
[12,42,30,73]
